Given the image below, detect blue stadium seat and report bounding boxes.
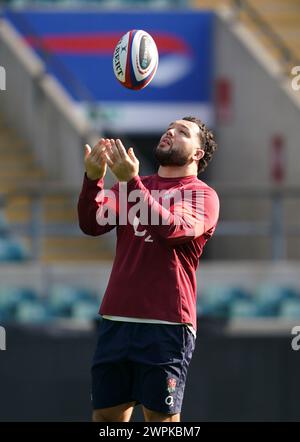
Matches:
[47,284,94,318]
[14,300,51,323]
[254,283,297,317]
[0,286,38,321]
[71,299,100,321]
[279,299,300,319]
[198,285,250,317]
[0,237,30,261]
[229,299,260,318]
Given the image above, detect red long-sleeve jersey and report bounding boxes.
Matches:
[78,173,219,331]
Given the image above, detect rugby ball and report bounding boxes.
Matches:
[113,29,159,90]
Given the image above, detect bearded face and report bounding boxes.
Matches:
[154,119,202,168]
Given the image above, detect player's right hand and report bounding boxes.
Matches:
[84,138,107,180]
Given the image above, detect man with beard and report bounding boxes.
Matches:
[77,116,219,422]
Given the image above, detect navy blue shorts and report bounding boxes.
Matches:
[91,319,196,415]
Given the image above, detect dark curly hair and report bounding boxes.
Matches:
[183,116,218,174]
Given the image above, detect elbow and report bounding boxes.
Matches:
[78,220,99,236]
[77,205,100,236]
[78,222,91,235]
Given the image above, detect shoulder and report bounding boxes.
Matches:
[193,180,220,221]
[185,178,219,199]
[203,182,219,202]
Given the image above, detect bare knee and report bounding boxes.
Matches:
[143,406,180,422]
[92,402,135,422]
[92,410,107,422]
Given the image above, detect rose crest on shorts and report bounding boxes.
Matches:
[167,377,177,393]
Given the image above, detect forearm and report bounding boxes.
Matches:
[77,174,116,236]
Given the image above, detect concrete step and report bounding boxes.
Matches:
[0,147,35,156]
[18,235,114,262]
[0,170,45,179]
[0,113,114,261]
[0,155,36,171]
[239,12,298,67]
[4,195,78,223]
[0,135,27,147]
[0,162,40,172]
[249,0,300,8]
[41,237,114,262]
[42,252,113,262]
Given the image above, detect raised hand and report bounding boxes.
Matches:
[103,139,139,182]
[84,138,108,180]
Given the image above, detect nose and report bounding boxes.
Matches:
[166,128,174,137]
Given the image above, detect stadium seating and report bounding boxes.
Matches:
[246,0,300,62]
[279,299,300,319]
[0,286,38,321]
[71,299,100,321]
[194,0,300,72]
[46,284,96,318]
[229,299,260,318]
[253,283,295,316]
[198,285,250,317]
[197,283,300,319]
[14,300,51,323]
[0,283,101,322]
[0,237,30,261]
[1,281,300,323]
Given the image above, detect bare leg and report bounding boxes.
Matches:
[142,406,180,422]
[92,401,136,422]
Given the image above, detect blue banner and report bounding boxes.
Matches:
[5,9,215,132]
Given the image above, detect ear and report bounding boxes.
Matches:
[193,147,205,161]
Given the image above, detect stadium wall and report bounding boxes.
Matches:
[214,12,300,187]
[211,12,300,260]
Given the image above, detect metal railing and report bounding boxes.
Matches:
[1,184,300,261]
[215,185,300,261]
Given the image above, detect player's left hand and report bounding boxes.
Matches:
[103,138,139,182]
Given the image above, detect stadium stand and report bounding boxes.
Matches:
[198,283,300,319]
[243,0,300,65]
[70,299,101,321]
[14,299,50,323]
[229,299,260,318]
[2,280,300,323]
[198,285,250,317]
[0,283,100,322]
[1,3,300,323]
[279,298,300,319]
[0,4,300,423]
[0,286,38,321]
[0,237,29,261]
[46,284,96,317]
[0,112,114,262]
[194,0,300,72]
